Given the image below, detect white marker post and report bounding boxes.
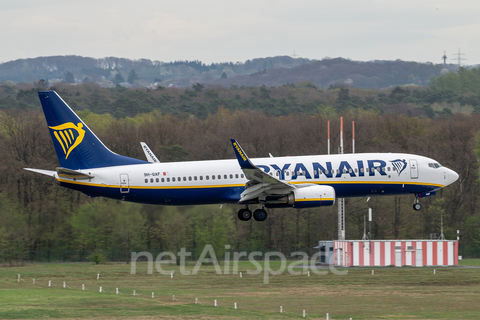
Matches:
[303,310,306,318]
[171,272,173,279]
[82,284,85,291]
[308,271,310,277]
[99,287,102,293]
[18,274,20,282]
[234,302,237,310]
[195,298,198,304]
[48,280,52,287]
[372,270,374,275]
[240,272,242,278]
[97,273,100,280]
[326,313,329,320]
[214,300,217,307]
[280,306,283,313]
[133,290,136,296]
[152,292,154,298]
[116,288,119,295]
[63,282,66,288]
[33,279,35,285]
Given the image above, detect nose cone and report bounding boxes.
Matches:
[448,168,459,185]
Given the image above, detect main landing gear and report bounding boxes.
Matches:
[237,206,268,222]
[413,194,422,211]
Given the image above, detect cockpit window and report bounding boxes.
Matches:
[428,163,442,169]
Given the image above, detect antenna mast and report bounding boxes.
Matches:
[452,48,466,67]
[442,51,447,67]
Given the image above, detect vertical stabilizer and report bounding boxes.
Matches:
[38,91,147,169]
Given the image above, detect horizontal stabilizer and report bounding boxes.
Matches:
[56,167,94,180]
[24,168,56,177]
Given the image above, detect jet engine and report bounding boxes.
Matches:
[269,185,336,208]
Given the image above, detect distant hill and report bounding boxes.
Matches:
[0,55,459,89]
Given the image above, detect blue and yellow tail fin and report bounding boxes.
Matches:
[38,91,147,169]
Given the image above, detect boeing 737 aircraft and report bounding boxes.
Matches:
[25,91,459,222]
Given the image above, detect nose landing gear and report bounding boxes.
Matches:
[413,195,422,211]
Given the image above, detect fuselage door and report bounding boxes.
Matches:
[120,173,129,193]
[409,160,418,179]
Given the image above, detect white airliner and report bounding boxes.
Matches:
[25,91,459,222]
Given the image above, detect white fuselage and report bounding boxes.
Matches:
[54,152,458,206]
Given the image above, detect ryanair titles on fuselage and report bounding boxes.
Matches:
[256,158,407,180]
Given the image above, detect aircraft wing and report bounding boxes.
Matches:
[230,139,295,203]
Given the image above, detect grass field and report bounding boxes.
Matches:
[1,260,480,319]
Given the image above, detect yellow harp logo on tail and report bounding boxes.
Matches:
[49,122,86,159]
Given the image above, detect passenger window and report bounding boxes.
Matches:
[172,177,176,182]
[387,167,391,171]
[200,176,203,180]
[194,176,197,181]
[382,167,386,172]
[286,171,290,176]
[235,174,239,178]
[343,169,346,173]
[206,175,209,180]
[224,174,227,179]
[167,178,170,182]
[354,168,358,173]
[360,168,364,173]
[189,176,192,181]
[183,177,186,181]
[230,174,233,179]
[150,178,154,183]
[218,175,221,179]
[161,178,165,182]
[241,174,244,178]
[145,179,148,183]
[156,178,159,182]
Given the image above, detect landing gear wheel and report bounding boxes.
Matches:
[413,203,422,211]
[253,208,268,222]
[238,208,252,221]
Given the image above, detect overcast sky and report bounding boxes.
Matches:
[1,0,479,65]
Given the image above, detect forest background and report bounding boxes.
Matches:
[1,66,480,264]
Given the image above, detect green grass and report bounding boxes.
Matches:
[459,258,480,266]
[1,261,480,319]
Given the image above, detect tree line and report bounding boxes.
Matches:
[0,106,479,264]
[1,66,480,120]
[1,68,480,263]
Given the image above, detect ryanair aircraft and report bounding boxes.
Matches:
[25,91,459,222]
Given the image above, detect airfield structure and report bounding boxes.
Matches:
[315,240,458,267]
